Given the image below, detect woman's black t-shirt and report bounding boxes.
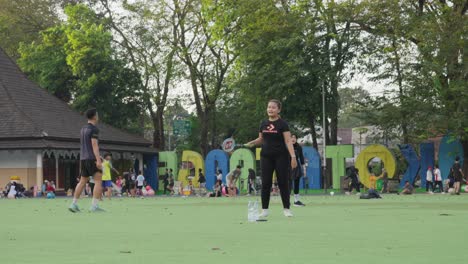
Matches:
[259,118,290,156]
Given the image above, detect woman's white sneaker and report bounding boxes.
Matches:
[259,209,269,218]
[283,209,293,217]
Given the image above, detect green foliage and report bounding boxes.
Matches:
[0,0,61,59]
[17,4,143,132]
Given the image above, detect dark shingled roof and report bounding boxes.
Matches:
[0,47,156,153]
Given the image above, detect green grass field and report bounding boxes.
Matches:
[1,194,467,264]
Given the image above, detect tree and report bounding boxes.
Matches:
[174,0,238,155]
[18,4,143,132]
[337,87,370,128]
[209,0,361,149]
[352,0,468,173]
[93,0,181,149]
[0,0,77,59]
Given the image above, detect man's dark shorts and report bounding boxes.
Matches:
[80,160,102,177]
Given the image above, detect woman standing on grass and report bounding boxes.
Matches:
[245,99,297,218]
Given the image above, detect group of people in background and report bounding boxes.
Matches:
[74,154,150,199]
[345,156,465,197]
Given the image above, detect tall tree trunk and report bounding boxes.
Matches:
[308,116,318,150]
[330,114,338,145]
[211,110,217,148]
[151,117,160,149]
[200,108,211,156]
[462,139,468,178]
[392,38,409,144]
[157,108,165,150]
[325,118,331,145]
[149,102,165,150]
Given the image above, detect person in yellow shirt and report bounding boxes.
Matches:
[102,153,119,200]
[369,173,377,190]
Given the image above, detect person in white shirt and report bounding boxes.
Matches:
[136,171,145,196]
[433,165,443,193]
[426,166,434,193]
[7,182,17,199]
[216,170,223,185]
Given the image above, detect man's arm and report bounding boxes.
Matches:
[91,138,101,169]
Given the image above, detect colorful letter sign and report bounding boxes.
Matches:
[355,144,396,188]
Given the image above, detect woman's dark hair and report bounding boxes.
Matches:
[268,99,282,110]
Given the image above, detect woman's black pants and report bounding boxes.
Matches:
[261,154,290,209]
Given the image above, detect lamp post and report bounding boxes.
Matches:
[322,84,327,193]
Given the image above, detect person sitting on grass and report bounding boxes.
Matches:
[187,179,194,196]
[115,176,123,197]
[45,181,56,199]
[207,181,222,197]
[228,186,238,197]
[359,172,383,199]
[46,181,55,194]
[398,181,414,195]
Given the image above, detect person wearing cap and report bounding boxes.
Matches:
[426,166,434,194]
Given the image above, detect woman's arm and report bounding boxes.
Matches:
[283,132,297,169]
[245,133,263,147]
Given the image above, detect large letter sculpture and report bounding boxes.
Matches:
[439,135,464,179]
[205,150,229,189]
[230,148,256,191]
[178,151,205,186]
[355,144,397,188]
[399,144,420,188]
[325,145,354,189]
[302,146,321,189]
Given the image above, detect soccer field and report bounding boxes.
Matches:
[1,194,466,264]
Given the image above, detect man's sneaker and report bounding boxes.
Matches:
[259,209,269,218]
[293,201,305,207]
[89,205,106,212]
[283,209,293,217]
[68,203,80,213]
[355,192,361,196]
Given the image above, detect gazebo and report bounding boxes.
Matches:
[0,48,158,191]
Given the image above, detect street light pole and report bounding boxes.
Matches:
[322,84,327,193]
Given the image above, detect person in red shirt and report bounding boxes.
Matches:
[46,182,55,194]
